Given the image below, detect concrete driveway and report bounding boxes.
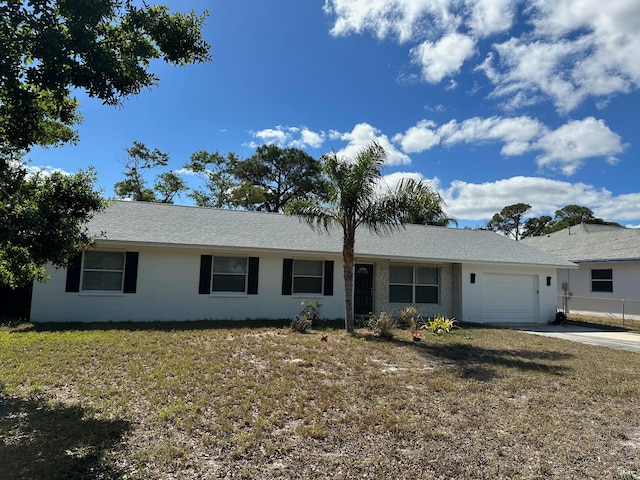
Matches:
[498,324,640,353]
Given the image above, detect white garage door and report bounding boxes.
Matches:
[483,274,537,323]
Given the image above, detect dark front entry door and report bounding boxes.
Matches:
[354,264,373,316]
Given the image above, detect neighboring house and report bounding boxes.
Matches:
[521,223,640,319]
[31,201,575,324]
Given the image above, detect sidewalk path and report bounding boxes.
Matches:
[497,324,640,353]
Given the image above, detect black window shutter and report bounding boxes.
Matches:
[199,255,213,294]
[65,252,83,292]
[281,259,293,295]
[247,257,259,295]
[123,252,139,293]
[324,260,334,296]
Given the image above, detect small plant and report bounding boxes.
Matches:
[367,312,397,339]
[420,315,458,335]
[398,306,422,332]
[291,300,320,333]
[411,332,422,342]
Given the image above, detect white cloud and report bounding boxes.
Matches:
[323,0,518,41]
[380,171,440,190]
[338,172,640,225]
[467,0,516,36]
[248,126,326,149]
[411,32,476,83]
[438,116,543,155]
[392,115,623,175]
[381,173,639,225]
[441,175,626,222]
[173,168,199,177]
[594,192,640,222]
[252,127,288,146]
[297,127,326,149]
[479,37,587,112]
[392,119,441,153]
[254,115,623,177]
[324,0,640,111]
[479,0,640,111]
[329,122,412,165]
[323,0,461,43]
[24,164,71,178]
[534,117,625,175]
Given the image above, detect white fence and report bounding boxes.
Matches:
[558,295,640,326]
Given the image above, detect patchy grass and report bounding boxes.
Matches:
[1,322,639,479]
[567,313,640,333]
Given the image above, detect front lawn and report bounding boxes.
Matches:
[1,322,638,479]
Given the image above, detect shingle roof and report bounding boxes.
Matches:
[89,201,574,268]
[521,223,640,262]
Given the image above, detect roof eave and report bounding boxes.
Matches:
[92,239,576,268]
[92,239,342,257]
[573,258,640,264]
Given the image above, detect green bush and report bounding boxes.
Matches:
[420,315,458,335]
[291,300,320,333]
[368,312,397,339]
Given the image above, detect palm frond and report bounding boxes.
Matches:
[285,200,340,232]
[284,141,451,331]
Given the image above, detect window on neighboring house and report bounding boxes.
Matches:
[212,256,247,293]
[82,251,125,291]
[389,265,439,304]
[293,259,323,294]
[591,268,613,292]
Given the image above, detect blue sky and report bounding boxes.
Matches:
[28,0,640,228]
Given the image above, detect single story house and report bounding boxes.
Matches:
[521,223,640,319]
[31,201,575,324]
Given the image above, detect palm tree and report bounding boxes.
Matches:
[285,142,448,332]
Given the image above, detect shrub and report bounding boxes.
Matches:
[398,306,422,332]
[291,300,320,333]
[367,312,397,339]
[420,315,458,335]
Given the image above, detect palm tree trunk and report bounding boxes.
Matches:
[343,234,355,332]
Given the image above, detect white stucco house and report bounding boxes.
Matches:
[521,223,640,320]
[30,201,576,324]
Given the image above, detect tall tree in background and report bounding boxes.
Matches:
[493,204,622,239]
[286,143,447,332]
[486,203,531,240]
[233,145,325,212]
[522,215,552,238]
[549,205,598,231]
[1,1,210,287]
[184,150,240,208]
[0,1,210,151]
[114,142,186,203]
[544,205,620,233]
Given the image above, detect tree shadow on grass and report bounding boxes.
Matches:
[0,391,130,480]
[417,341,574,381]
[360,331,574,381]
